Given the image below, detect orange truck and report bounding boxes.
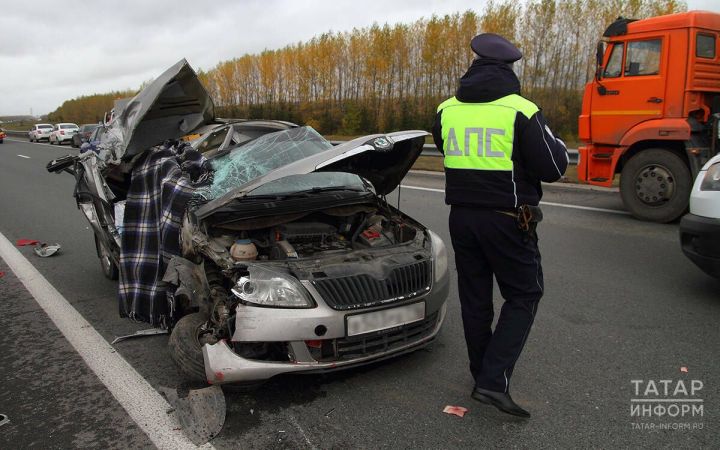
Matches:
[578,11,720,222]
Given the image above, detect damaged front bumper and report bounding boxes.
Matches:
[203,302,447,384]
[203,264,449,384]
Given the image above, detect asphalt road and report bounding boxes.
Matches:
[0,137,717,449]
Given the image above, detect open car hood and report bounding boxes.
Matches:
[315,132,427,194]
[194,130,428,220]
[103,59,214,162]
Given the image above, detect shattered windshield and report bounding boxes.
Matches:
[195,126,333,201]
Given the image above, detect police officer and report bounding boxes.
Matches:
[432,33,568,418]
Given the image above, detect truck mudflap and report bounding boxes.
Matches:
[578,144,623,187]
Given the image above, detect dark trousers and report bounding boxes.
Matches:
[449,206,544,393]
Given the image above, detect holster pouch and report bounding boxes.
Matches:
[517,205,543,231]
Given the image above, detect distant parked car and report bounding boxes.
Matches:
[87,123,106,143]
[680,153,720,279]
[0,128,6,143]
[49,123,79,145]
[29,124,54,142]
[72,124,99,148]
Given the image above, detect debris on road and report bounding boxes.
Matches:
[159,385,226,445]
[443,405,468,418]
[0,271,5,278]
[111,328,168,344]
[33,243,61,257]
[0,413,9,427]
[681,366,688,373]
[324,408,335,418]
[16,239,39,246]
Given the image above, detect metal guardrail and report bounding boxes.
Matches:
[331,139,578,164]
[419,144,579,164]
[9,131,579,164]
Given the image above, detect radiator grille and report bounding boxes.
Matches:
[335,311,439,359]
[308,311,440,362]
[312,260,432,310]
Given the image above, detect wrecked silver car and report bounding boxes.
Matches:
[47,59,449,384]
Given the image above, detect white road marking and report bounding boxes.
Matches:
[401,185,445,193]
[538,201,631,215]
[17,155,30,159]
[0,230,215,450]
[400,185,630,216]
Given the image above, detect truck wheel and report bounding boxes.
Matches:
[168,312,210,382]
[620,148,691,223]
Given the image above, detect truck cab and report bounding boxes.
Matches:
[578,11,720,222]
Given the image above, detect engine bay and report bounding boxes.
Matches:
[199,205,423,264]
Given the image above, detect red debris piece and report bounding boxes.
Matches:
[0,271,5,278]
[362,229,381,239]
[443,405,468,418]
[16,239,39,247]
[680,367,688,373]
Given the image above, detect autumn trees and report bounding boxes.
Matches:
[199,0,684,139]
[48,0,686,140]
[47,91,136,125]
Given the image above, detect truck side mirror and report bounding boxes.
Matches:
[596,42,605,78]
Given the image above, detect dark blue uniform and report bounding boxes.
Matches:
[432,33,568,415]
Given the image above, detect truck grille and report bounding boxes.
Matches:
[312,260,432,310]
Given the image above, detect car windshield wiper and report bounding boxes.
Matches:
[287,186,365,195]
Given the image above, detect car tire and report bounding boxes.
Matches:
[620,148,692,223]
[95,235,119,280]
[168,312,210,382]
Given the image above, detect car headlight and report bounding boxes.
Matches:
[231,265,313,308]
[700,163,720,191]
[428,230,448,282]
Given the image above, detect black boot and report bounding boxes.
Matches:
[472,387,531,418]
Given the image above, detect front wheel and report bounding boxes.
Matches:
[620,148,691,223]
[94,235,119,280]
[168,312,210,382]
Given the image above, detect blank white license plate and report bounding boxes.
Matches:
[346,302,425,337]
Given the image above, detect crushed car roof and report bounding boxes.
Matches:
[103,59,215,162]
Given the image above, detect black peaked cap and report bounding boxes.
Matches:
[470,33,522,63]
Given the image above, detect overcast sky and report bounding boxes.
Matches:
[1,0,717,117]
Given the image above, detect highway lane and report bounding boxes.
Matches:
[0,138,718,448]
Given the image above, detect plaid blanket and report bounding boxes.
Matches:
[118,141,210,325]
